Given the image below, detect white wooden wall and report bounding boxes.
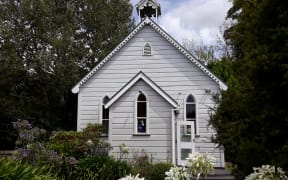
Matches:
[77,25,224,167]
[109,80,172,162]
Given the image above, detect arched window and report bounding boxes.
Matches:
[102,96,110,136]
[143,43,152,56]
[186,94,196,134]
[137,93,147,133]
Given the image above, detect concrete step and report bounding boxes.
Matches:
[201,176,235,180]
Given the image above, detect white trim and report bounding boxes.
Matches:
[134,91,150,135]
[71,18,227,94]
[184,94,199,136]
[105,71,178,109]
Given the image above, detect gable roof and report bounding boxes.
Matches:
[72,17,228,94]
[104,71,178,109]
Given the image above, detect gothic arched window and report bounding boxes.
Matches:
[185,94,197,134]
[137,93,147,133]
[102,96,110,136]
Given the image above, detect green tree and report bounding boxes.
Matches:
[0,0,134,149]
[210,0,288,178]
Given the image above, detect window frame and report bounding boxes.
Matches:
[100,95,110,137]
[184,94,199,136]
[134,91,150,135]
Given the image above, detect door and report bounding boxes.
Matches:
[177,121,195,165]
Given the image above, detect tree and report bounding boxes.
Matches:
[210,0,288,178]
[182,37,235,84]
[0,0,134,149]
[183,38,218,65]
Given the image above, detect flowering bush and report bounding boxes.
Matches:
[165,166,188,180]
[185,152,215,179]
[12,119,47,148]
[165,152,215,180]
[245,165,288,180]
[119,174,144,180]
[12,119,77,178]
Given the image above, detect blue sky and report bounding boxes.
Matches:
[130,0,232,45]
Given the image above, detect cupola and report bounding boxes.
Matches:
[136,0,161,22]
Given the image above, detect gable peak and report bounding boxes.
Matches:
[136,0,161,23]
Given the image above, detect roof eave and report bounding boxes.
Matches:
[72,84,80,94]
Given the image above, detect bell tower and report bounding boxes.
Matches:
[136,0,161,23]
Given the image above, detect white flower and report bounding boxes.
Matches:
[86,139,94,146]
[119,174,144,180]
[119,143,129,154]
[185,152,215,178]
[165,166,188,180]
[245,165,288,180]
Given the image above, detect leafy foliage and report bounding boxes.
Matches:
[0,0,134,149]
[165,153,215,180]
[146,162,173,180]
[207,57,235,85]
[185,152,215,179]
[12,119,77,178]
[210,0,288,178]
[245,165,287,180]
[72,155,131,180]
[47,123,108,159]
[165,166,187,180]
[0,157,55,180]
[129,151,172,180]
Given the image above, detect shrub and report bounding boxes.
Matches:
[0,158,55,180]
[129,151,172,180]
[165,166,187,180]
[185,152,215,179]
[72,155,131,180]
[12,119,48,148]
[147,162,173,180]
[46,123,106,159]
[165,152,216,180]
[130,151,151,178]
[244,165,288,180]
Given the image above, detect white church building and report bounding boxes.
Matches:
[72,0,227,167]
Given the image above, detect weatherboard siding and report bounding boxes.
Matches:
[109,80,172,162]
[77,25,224,166]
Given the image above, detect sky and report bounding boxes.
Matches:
[130,0,232,45]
